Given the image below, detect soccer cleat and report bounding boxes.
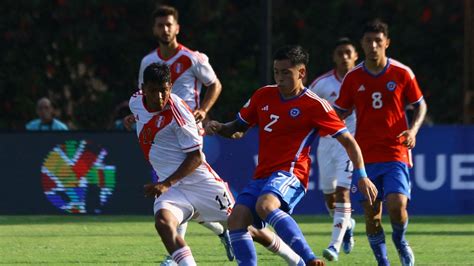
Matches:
[219,229,235,261]
[159,255,177,266]
[398,245,415,266]
[322,246,338,261]
[342,218,356,254]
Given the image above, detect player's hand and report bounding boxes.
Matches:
[123,114,136,131]
[205,120,222,135]
[144,181,170,198]
[193,109,207,123]
[397,129,416,149]
[358,177,378,206]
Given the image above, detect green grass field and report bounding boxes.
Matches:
[0,215,473,265]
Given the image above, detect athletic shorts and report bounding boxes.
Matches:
[235,170,306,229]
[153,178,234,224]
[350,161,411,201]
[317,137,353,193]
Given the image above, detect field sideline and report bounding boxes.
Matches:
[0,215,473,265]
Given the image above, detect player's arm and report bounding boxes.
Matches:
[194,79,222,123]
[397,99,427,149]
[333,106,352,120]
[205,119,249,139]
[336,131,378,205]
[144,150,202,198]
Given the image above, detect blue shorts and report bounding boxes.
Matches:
[351,162,411,202]
[235,171,306,229]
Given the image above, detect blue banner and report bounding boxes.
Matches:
[203,126,474,215]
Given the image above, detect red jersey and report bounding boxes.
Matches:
[238,85,347,188]
[334,59,424,166]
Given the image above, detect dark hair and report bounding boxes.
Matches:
[363,18,389,37]
[273,45,309,66]
[152,5,179,22]
[143,63,171,85]
[334,37,356,49]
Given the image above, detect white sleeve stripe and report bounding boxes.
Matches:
[169,99,186,127]
[305,91,333,112]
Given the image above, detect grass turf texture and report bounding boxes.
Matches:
[0,215,473,265]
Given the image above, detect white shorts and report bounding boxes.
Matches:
[153,178,234,224]
[317,137,353,194]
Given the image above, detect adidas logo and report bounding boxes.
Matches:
[261,105,269,111]
[330,91,337,97]
[334,223,343,229]
[358,85,366,92]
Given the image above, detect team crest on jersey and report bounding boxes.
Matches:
[289,107,301,118]
[351,184,358,193]
[386,81,397,91]
[174,63,183,74]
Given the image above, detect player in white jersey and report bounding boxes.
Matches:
[130,63,234,266]
[308,38,359,262]
[128,5,302,266]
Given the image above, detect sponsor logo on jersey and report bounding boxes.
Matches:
[289,107,301,118]
[357,85,366,92]
[386,81,397,91]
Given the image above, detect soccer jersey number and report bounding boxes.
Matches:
[372,92,383,109]
[264,114,279,132]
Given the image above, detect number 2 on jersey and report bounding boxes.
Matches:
[264,114,279,132]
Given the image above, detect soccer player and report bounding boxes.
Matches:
[205,45,378,266]
[130,62,234,266]
[308,37,358,261]
[123,5,232,263]
[334,19,427,266]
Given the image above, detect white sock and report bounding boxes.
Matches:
[177,222,188,238]
[171,246,196,266]
[329,202,352,252]
[266,232,302,266]
[199,221,225,235]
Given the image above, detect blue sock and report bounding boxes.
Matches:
[229,229,256,266]
[391,220,408,250]
[368,230,390,266]
[265,209,316,263]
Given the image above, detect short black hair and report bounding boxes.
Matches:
[334,37,356,49]
[143,63,171,85]
[363,18,389,37]
[152,5,179,22]
[273,45,309,66]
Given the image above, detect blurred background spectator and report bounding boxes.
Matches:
[25,97,68,131]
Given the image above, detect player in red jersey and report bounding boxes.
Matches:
[128,5,302,266]
[334,19,427,266]
[206,45,377,266]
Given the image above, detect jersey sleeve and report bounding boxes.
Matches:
[172,98,203,153]
[237,91,259,126]
[138,57,147,89]
[311,100,347,137]
[334,74,355,111]
[404,73,424,105]
[192,52,218,87]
